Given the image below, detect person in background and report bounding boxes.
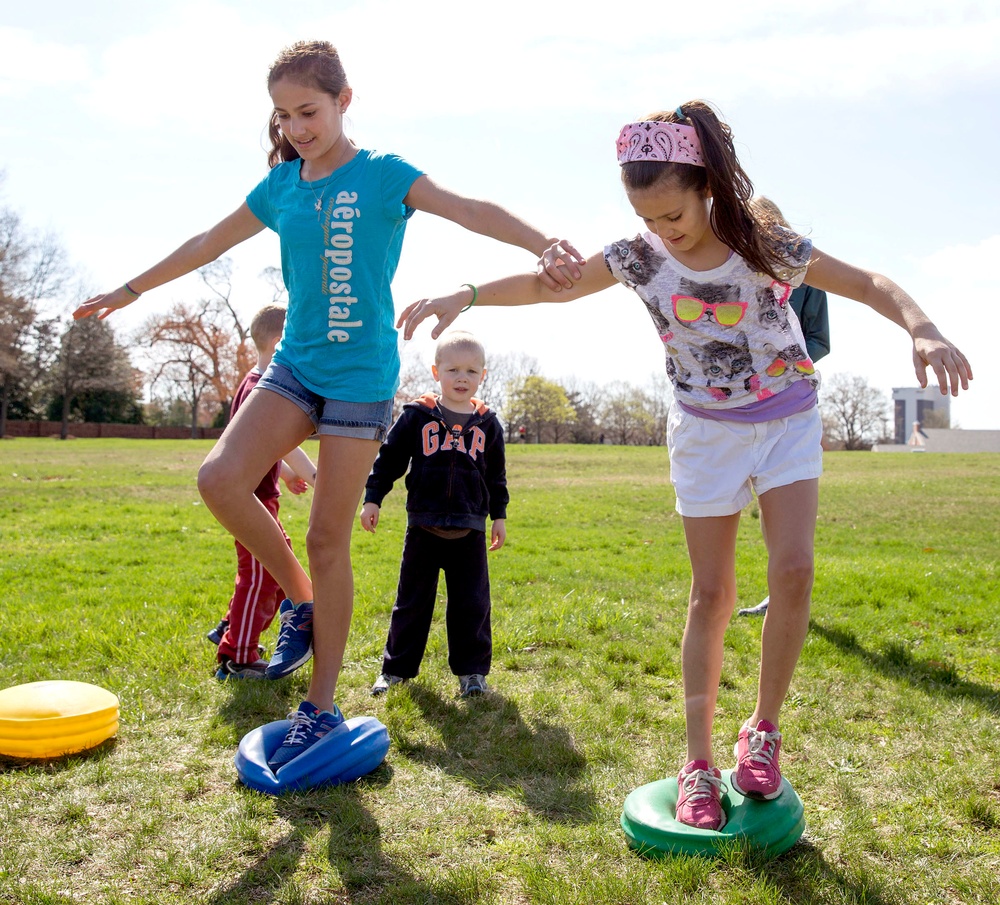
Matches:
[739,196,832,617]
[210,304,317,679]
[360,331,507,699]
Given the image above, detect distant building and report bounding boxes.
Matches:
[892,386,950,443]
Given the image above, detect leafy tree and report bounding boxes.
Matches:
[562,378,607,444]
[820,372,890,451]
[48,316,141,438]
[481,351,538,439]
[507,375,575,443]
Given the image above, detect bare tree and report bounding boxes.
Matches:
[600,381,655,445]
[0,184,68,436]
[198,258,250,348]
[139,297,252,428]
[820,372,890,451]
[259,265,288,305]
[646,372,673,446]
[394,346,430,419]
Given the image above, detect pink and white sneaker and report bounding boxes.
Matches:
[676,760,728,831]
[731,719,783,800]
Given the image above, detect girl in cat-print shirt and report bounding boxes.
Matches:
[396,100,972,833]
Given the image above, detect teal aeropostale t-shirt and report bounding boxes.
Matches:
[246,149,423,402]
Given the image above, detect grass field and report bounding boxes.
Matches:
[0,440,998,905]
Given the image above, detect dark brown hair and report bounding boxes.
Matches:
[620,101,800,280]
[265,41,350,168]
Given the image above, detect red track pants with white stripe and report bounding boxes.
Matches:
[216,496,292,664]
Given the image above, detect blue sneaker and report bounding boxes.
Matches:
[267,701,344,771]
[265,599,314,679]
[207,618,228,645]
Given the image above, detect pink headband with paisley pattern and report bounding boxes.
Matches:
[616,121,704,167]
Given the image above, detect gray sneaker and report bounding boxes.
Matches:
[738,596,769,617]
[216,656,269,680]
[371,673,406,696]
[459,674,488,697]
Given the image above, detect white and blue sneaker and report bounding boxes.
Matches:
[267,701,344,772]
[459,674,488,698]
[265,599,314,679]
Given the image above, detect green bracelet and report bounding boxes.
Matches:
[460,283,478,312]
[123,281,142,298]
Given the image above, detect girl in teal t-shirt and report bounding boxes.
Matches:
[74,40,582,771]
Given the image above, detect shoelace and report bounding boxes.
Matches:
[680,768,728,803]
[281,708,317,747]
[744,727,781,766]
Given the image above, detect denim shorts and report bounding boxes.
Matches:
[257,361,392,442]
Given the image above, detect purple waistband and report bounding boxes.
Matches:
[679,380,817,423]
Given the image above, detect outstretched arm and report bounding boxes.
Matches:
[282,446,317,487]
[805,250,973,396]
[398,250,615,340]
[279,462,309,495]
[73,203,265,320]
[403,175,585,291]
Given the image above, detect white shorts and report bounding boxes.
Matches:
[666,405,823,518]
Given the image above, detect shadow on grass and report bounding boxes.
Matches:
[396,683,596,822]
[205,769,483,905]
[213,679,303,739]
[752,838,902,905]
[810,621,1000,715]
[0,736,118,774]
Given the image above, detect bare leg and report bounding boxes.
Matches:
[749,478,818,728]
[681,513,741,766]
[197,389,314,603]
[301,435,382,712]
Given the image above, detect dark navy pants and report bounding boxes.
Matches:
[381,526,492,678]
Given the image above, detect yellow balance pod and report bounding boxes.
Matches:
[0,680,119,759]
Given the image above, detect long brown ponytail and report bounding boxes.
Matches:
[620,101,803,280]
[264,41,350,169]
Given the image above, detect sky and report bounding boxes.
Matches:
[2,0,998,430]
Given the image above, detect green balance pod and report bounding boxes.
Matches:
[621,769,805,858]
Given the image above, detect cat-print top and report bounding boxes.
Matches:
[604,230,819,412]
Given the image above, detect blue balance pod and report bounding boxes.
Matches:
[621,768,805,859]
[235,715,389,794]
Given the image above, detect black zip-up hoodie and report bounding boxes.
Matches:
[364,393,508,532]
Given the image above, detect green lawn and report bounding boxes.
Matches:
[0,440,998,904]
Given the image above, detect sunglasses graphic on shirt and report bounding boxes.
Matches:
[672,295,747,326]
[671,282,791,327]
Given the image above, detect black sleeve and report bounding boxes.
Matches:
[485,421,508,521]
[364,410,417,505]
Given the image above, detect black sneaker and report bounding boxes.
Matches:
[459,674,487,697]
[216,656,269,680]
[207,618,229,645]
